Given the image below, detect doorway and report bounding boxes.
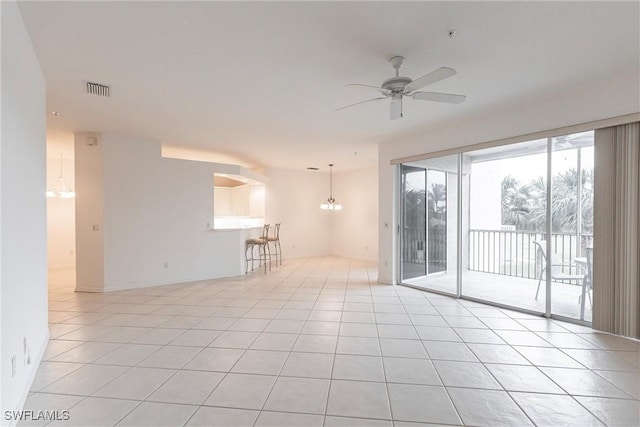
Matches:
[400,155,459,295]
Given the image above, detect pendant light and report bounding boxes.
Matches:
[320,163,342,211]
[47,153,75,199]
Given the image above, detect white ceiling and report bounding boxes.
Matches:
[18,1,639,171]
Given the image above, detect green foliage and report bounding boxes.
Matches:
[403,182,447,229]
[501,169,593,233]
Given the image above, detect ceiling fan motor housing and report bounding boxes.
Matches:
[382,76,412,93]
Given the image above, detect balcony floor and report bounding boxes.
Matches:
[404,269,592,323]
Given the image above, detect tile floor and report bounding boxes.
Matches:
[23,257,640,426]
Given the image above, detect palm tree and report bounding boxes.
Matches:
[501,175,533,229]
[500,169,594,234]
[428,182,446,226]
[403,187,425,230]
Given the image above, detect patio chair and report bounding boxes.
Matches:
[533,240,585,300]
[579,246,593,308]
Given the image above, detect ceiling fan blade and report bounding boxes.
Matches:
[335,96,387,111]
[390,95,403,120]
[412,91,466,104]
[346,83,390,96]
[346,83,383,90]
[406,67,457,92]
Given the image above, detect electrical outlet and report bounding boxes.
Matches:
[11,355,16,377]
[163,262,168,269]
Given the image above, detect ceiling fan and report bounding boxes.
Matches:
[336,56,466,120]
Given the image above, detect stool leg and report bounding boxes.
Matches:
[251,244,257,272]
[245,243,250,274]
[266,242,271,271]
[271,241,278,267]
[277,240,282,266]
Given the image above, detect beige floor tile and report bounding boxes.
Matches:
[43,364,128,395]
[147,370,224,405]
[137,345,201,369]
[185,407,259,426]
[387,384,461,425]
[93,344,161,366]
[204,373,276,409]
[448,388,532,426]
[511,392,604,426]
[280,352,334,378]
[575,396,640,427]
[93,367,175,400]
[383,357,440,385]
[48,397,138,427]
[263,377,330,414]
[39,260,638,427]
[327,380,391,420]
[116,401,197,426]
[231,350,288,375]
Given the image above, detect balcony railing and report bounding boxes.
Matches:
[402,227,446,272]
[469,229,593,280]
[403,227,593,281]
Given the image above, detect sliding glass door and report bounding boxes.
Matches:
[400,156,458,295]
[398,132,596,324]
[401,165,426,280]
[462,139,548,313]
[550,131,594,322]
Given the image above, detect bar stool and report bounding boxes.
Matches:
[245,224,270,274]
[267,223,282,266]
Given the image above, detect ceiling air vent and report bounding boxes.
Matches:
[85,81,110,97]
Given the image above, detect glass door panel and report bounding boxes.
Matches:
[427,170,447,274]
[401,165,426,280]
[461,139,548,313]
[400,155,458,295]
[550,131,594,322]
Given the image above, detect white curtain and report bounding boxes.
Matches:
[593,122,640,339]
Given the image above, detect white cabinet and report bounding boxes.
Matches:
[214,184,265,229]
[230,185,250,216]
[214,187,232,216]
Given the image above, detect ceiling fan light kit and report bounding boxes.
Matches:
[337,55,466,120]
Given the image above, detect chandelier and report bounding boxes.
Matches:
[320,163,342,210]
[47,153,75,199]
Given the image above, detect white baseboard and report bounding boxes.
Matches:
[6,330,50,427]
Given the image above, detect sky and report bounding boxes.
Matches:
[404,131,595,191]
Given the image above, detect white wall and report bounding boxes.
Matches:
[76,144,374,289]
[331,168,378,262]
[75,133,104,291]
[46,156,75,269]
[1,0,48,417]
[468,161,502,230]
[264,168,331,259]
[378,69,640,284]
[76,133,253,291]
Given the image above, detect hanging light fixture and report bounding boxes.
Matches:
[47,153,75,199]
[320,163,342,211]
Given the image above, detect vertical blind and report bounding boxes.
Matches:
[593,122,640,339]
